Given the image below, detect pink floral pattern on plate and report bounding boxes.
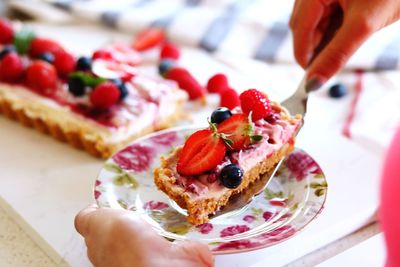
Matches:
[95,127,328,255]
[112,144,155,172]
[149,131,179,146]
[143,201,169,210]
[196,223,213,234]
[220,225,250,237]
[285,151,323,181]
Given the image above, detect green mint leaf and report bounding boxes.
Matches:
[70,72,107,87]
[13,28,36,54]
[222,137,233,148]
[251,135,263,142]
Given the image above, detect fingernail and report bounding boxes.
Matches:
[305,76,324,93]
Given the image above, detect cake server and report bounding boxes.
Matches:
[216,7,344,216]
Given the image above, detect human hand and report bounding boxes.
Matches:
[290,0,400,90]
[75,205,214,267]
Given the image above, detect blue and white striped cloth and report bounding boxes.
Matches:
[9,0,400,71]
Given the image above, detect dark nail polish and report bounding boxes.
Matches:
[305,77,324,93]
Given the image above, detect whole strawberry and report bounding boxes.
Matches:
[240,89,272,121]
[207,73,228,94]
[0,53,24,82]
[0,18,14,44]
[29,38,64,58]
[220,88,240,109]
[26,61,58,94]
[165,67,205,100]
[160,43,180,60]
[90,82,121,109]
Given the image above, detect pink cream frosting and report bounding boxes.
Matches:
[169,113,300,200]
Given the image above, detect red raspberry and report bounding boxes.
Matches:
[0,53,24,82]
[92,49,113,60]
[26,61,58,94]
[0,18,14,44]
[90,82,121,109]
[160,43,180,60]
[165,67,205,100]
[29,38,65,58]
[220,88,240,109]
[53,51,75,77]
[239,89,272,121]
[207,73,228,93]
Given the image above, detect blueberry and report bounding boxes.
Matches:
[329,83,347,98]
[158,59,176,77]
[220,164,243,189]
[118,83,129,100]
[110,78,129,100]
[76,56,92,71]
[110,78,123,87]
[68,76,86,96]
[211,107,232,124]
[38,52,55,64]
[0,46,16,60]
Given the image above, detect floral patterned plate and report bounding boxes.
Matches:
[95,127,327,254]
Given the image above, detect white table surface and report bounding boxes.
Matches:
[0,23,388,267]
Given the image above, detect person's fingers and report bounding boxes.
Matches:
[306,14,376,86]
[74,204,98,236]
[177,241,214,267]
[289,0,325,68]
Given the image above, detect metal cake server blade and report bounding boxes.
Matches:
[211,159,284,217]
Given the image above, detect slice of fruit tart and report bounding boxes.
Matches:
[154,89,302,224]
[0,18,187,158]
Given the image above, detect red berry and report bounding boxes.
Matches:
[132,27,166,52]
[90,82,121,109]
[0,18,14,44]
[26,61,58,94]
[177,129,226,176]
[160,43,180,60]
[165,67,205,100]
[53,51,75,77]
[0,53,24,82]
[220,88,240,109]
[92,49,113,60]
[218,114,255,150]
[240,89,272,121]
[29,38,64,58]
[207,73,228,93]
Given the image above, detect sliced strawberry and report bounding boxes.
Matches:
[132,28,166,52]
[217,114,261,150]
[177,129,226,176]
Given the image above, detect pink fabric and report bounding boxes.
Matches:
[380,127,400,267]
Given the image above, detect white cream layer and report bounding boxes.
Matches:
[0,75,187,144]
